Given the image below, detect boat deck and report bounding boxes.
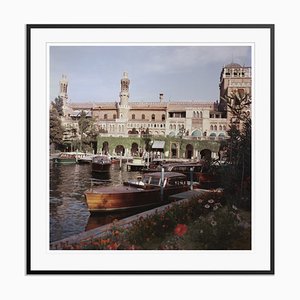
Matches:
[86,184,148,194]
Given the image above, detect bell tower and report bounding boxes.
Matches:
[59,74,69,117]
[60,74,68,100]
[118,72,130,121]
[119,72,130,106]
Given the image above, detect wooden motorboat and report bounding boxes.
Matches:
[53,152,86,164]
[91,155,112,173]
[84,171,189,213]
[77,154,95,164]
[140,159,165,173]
[162,161,220,188]
[126,157,146,171]
[163,162,206,178]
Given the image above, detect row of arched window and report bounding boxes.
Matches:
[128,123,166,128]
[210,125,226,131]
[169,124,184,130]
[131,114,165,121]
[193,111,203,118]
[103,114,116,120]
[102,113,167,121]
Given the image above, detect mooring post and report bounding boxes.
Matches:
[190,167,194,190]
[147,152,149,168]
[160,167,164,200]
[119,153,122,170]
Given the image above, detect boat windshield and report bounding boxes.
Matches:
[142,176,160,186]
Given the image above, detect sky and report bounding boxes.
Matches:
[50,46,251,103]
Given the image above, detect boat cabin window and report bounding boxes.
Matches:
[142,176,161,186]
[149,176,160,186]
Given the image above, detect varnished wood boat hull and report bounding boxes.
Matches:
[85,185,189,213]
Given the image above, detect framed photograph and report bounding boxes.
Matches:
[27,24,274,274]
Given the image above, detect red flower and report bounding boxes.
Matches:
[174,224,188,237]
[106,242,119,250]
[127,245,137,250]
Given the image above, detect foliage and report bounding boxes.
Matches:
[78,111,98,151]
[222,89,251,122]
[218,91,252,209]
[52,96,64,116]
[99,128,108,134]
[142,135,152,152]
[130,128,138,134]
[49,107,64,149]
[57,191,250,250]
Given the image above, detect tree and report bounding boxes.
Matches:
[78,111,98,151]
[142,128,152,152]
[178,125,186,158]
[49,107,64,149]
[219,91,252,209]
[52,96,64,116]
[221,89,251,123]
[131,128,138,134]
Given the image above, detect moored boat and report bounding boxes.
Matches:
[84,171,189,213]
[126,157,146,171]
[53,152,86,164]
[91,155,112,173]
[77,154,95,164]
[162,161,220,188]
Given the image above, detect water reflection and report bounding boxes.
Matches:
[50,162,142,242]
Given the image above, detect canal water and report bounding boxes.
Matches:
[50,161,143,243]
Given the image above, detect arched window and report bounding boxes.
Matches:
[219,125,222,130]
[151,114,155,121]
[209,133,217,140]
[162,114,165,121]
[193,111,196,118]
[132,114,135,120]
[197,111,199,118]
[214,125,217,131]
[142,114,145,120]
[210,125,213,130]
[200,111,203,118]
[223,125,226,130]
[113,114,116,119]
[104,114,107,120]
[191,130,201,137]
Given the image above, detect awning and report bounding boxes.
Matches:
[152,141,165,149]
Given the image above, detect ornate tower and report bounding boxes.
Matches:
[118,72,130,120]
[59,74,69,116]
[120,72,130,105]
[218,63,252,128]
[60,74,68,100]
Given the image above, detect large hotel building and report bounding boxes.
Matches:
[56,63,251,159]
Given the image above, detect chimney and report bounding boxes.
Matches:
[159,93,164,102]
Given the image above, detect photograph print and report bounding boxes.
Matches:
[27,25,274,273]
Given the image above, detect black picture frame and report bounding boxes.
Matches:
[26,24,274,275]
